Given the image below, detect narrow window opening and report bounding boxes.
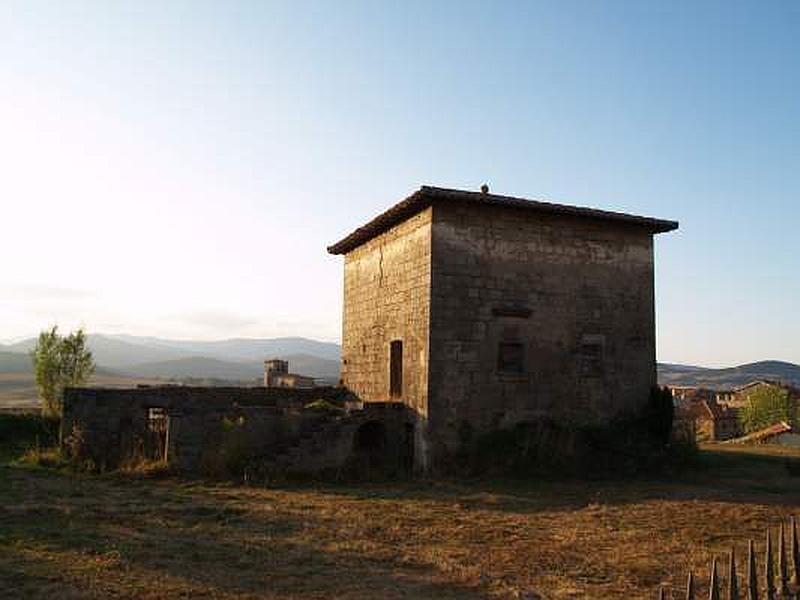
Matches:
[580,335,605,377]
[497,342,525,374]
[390,340,403,398]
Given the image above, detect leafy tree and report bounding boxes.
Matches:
[739,384,797,434]
[31,327,95,417]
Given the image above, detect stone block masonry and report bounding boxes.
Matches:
[329,185,677,470]
[427,202,657,457]
[61,385,416,477]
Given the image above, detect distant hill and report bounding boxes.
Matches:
[657,360,800,389]
[3,334,341,381]
[0,351,32,374]
[122,353,340,381]
[107,334,342,362]
[124,357,263,381]
[0,351,123,378]
[4,333,799,397]
[6,335,193,369]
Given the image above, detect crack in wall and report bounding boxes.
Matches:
[378,242,384,287]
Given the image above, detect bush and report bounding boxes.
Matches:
[455,387,688,478]
[202,417,260,480]
[304,399,344,414]
[119,456,173,477]
[0,413,60,463]
[17,446,68,470]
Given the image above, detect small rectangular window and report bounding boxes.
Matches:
[497,342,525,374]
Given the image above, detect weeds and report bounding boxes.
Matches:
[17,445,67,469]
[118,456,173,477]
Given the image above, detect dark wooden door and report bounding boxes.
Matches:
[390,340,403,398]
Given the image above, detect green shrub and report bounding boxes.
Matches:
[304,399,344,414]
[17,446,68,469]
[0,413,60,463]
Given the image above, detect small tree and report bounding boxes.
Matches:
[739,384,797,434]
[31,326,95,417]
[644,386,675,446]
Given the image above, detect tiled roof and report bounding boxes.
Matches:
[731,421,793,444]
[677,399,738,421]
[327,186,680,255]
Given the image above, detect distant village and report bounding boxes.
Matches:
[671,379,800,446]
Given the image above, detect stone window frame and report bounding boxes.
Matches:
[497,341,526,375]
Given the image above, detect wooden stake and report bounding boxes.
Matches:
[748,539,759,600]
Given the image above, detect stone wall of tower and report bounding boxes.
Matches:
[427,201,657,460]
[340,207,432,421]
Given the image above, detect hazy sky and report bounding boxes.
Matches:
[1,1,798,367]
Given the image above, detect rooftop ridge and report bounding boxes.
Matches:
[328,185,678,255]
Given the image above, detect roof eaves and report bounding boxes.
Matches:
[421,186,679,234]
[327,187,430,255]
[327,185,679,255]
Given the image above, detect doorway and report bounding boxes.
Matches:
[390,340,403,398]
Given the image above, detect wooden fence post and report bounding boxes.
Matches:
[766,529,775,600]
[748,539,759,600]
[791,517,800,590]
[655,519,800,599]
[711,558,721,600]
[779,523,790,597]
[730,546,739,600]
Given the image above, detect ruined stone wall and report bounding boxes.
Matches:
[61,386,352,472]
[427,201,657,459]
[340,207,432,416]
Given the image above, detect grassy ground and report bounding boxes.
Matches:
[1,418,800,599]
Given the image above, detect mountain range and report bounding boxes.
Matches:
[657,360,800,389]
[1,334,798,390]
[0,334,341,381]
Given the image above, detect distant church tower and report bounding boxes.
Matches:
[264,359,289,387]
[263,359,314,389]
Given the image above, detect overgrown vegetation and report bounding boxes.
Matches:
[0,412,59,463]
[459,386,691,477]
[304,399,345,413]
[17,445,68,469]
[31,326,95,417]
[739,384,798,433]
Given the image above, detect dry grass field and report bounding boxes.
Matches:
[1,418,800,599]
[0,373,167,412]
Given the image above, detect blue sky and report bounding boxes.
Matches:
[1,1,798,367]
